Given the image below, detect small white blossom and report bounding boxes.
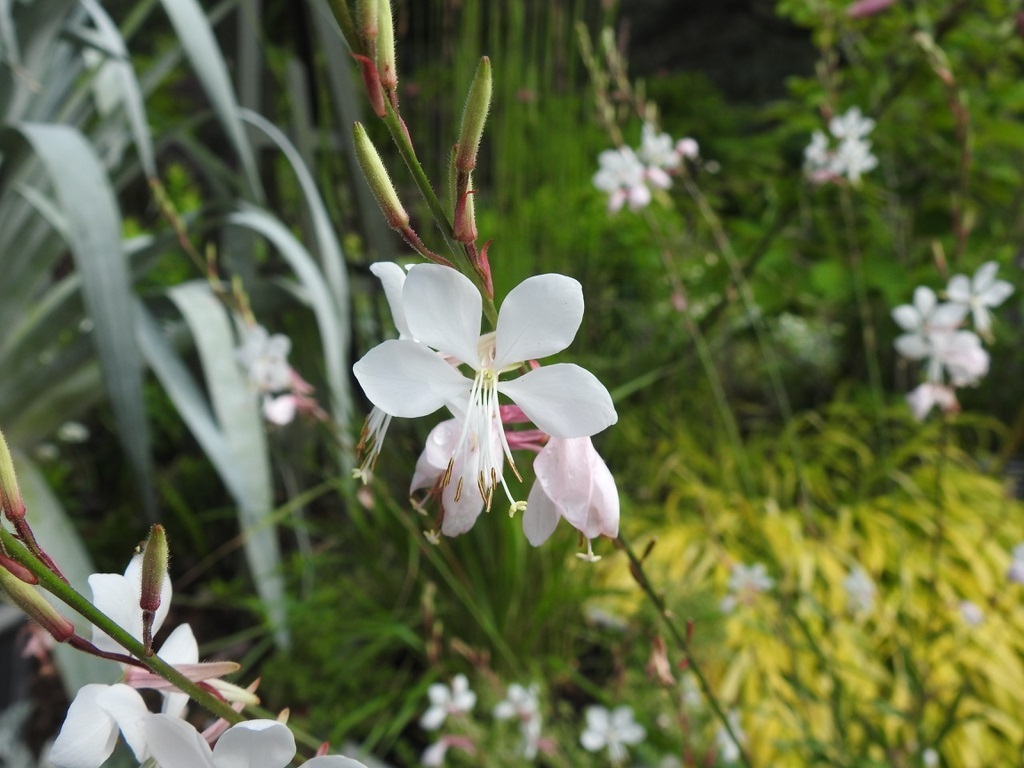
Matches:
[959,600,984,627]
[638,123,681,171]
[828,106,875,140]
[922,747,940,767]
[593,146,651,212]
[580,705,645,765]
[721,562,774,613]
[804,107,878,184]
[946,261,1014,340]
[235,324,292,393]
[494,684,543,759]
[843,566,876,615]
[419,675,476,731]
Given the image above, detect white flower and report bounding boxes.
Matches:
[804,130,833,181]
[714,711,746,764]
[638,123,681,171]
[906,382,959,421]
[829,106,875,140]
[892,286,971,381]
[580,705,645,764]
[833,136,878,183]
[843,566,876,615]
[494,684,542,759]
[959,600,984,627]
[721,562,774,613]
[419,674,476,731]
[353,265,617,531]
[523,437,619,558]
[50,558,252,768]
[140,715,365,768]
[680,674,703,711]
[946,261,1014,340]
[922,747,939,767]
[593,146,651,212]
[235,324,292,393]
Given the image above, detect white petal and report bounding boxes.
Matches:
[499,364,617,438]
[262,395,297,425]
[141,714,217,768]
[213,720,297,768]
[157,623,199,718]
[88,573,140,652]
[894,334,930,360]
[981,279,1013,307]
[931,302,968,329]
[403,264,482,366]
[419,705,447,731]
[534,438,619,539]
[972,261,1000,292]
[49,685,119,768]
[913,286,937,316]
[97,684,152,762]
[523,480,561,546]
[370,261,411,338]
[439,451,487,537]
[493,274,584,369]
[946,274,971,303]
[410,420,460,493]
[304,758,369,768]
[891,304,920,332]
[354,340,468,418]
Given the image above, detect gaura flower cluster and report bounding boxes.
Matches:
[579,704,646,766]
[593,123,699,213]
[720,561,774,613]
[892,261,1013,420]
[235,324,324,426]
[804,106,878,185]
[353,263,619,558]
[49,556,257,768]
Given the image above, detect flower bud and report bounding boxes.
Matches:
[140,524,169,653]
[140,524,169,616]
[0,566,74,642]
[455,57,492,172]
[356,0,379,44]
[353,122,409,229]
[0,428,25,520]
[377,0,397,93]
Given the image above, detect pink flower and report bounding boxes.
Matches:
[523,437,619,559]
[847,0,898,18]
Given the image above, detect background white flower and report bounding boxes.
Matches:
[721,562,774,613]
[946,261,1014,340]
[419,674,476,731]
[235,324,292,393]
[844,566,876,615]
[580,705,645,765]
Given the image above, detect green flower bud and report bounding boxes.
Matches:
[356,0,379,43]
[455,57,492,172]
[0,429,25,520]
[377,0,397,92]
[0,566,74,642]
[353,122,409,230]
[140,524,169,616]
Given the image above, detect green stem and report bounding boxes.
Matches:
[616,533,752,768]
[0,528,244,726]
[379,100,498,326]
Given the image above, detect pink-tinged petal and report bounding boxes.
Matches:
[403,264,482,366]
[141,714,217,768]
[946,274,971,303]
[97,684,152,762]
[627,183,651,210]
[213,720,296,768]
[369,261,411,338]
[847,0,897,18]
[493,274,584,369]
[645,167,672,189]
[354,340,468,418]
[534,438,619,540]
[499,364,617,438]
[439,438,489,537]
[523,480,560,546]
[49,685,119,768]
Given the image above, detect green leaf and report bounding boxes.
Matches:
[155,0,264,200]
[226,205,355,464]
[167,281,289,649]
[2,122,156,520]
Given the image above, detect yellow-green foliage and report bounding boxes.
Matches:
[602,403,1024,766]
